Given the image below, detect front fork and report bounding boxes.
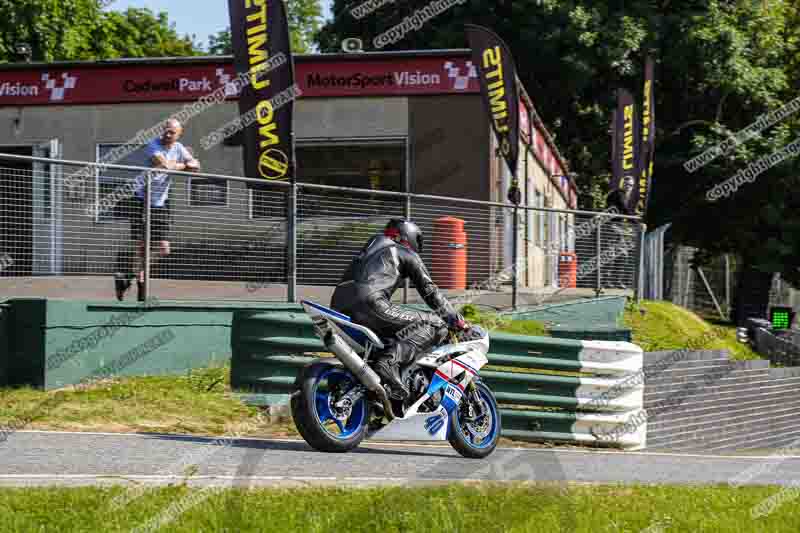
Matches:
[460,380,487,422]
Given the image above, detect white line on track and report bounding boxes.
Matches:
[11,430,800,460]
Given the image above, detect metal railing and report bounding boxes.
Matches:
[0,152,643,309]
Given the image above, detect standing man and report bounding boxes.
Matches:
[114,118,200,301]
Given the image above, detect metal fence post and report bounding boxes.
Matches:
[287,183,297,303]
[635,222,646,303]
[143,171,152,302]
[595,217,602,298]
[725,254,731,317]
[404,193,411,305]
[512,205,519,310]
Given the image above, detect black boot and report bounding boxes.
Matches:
[114,273,131,302]
[372,354,408,401]
[136,280,145,302]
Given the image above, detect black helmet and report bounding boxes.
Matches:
[385,218,424,253]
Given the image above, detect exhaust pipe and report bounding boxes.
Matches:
[322,329,395,420]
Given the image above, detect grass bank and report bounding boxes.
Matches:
[623,300,761,360]
[1,484,797,532]
[461,304,549,336]
[0,365,297,438]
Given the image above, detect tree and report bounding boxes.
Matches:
[316,0,800,323]
[651,2,800,324]
[0,0,104,62]
[0,2,202,62]
[207,0,323,55]
[208,28,232,56]
[91,8,201,58]
[287,0,323,53]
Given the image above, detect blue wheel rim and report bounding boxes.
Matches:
[456,386,499,449]
[312,368,367,440]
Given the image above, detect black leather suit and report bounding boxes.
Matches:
[331,234,459,367]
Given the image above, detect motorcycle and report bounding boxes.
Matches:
[290,300,501,458]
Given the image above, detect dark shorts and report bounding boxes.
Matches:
[117,197,172,243]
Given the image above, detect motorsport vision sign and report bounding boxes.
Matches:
[228,0,295,185]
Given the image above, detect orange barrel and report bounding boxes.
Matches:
[558,251,577,288]
[431,216,467,290]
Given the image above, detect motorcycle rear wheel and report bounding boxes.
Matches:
[291,360,369,453]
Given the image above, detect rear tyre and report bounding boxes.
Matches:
[291,361,369,453]
[448,381,501,459]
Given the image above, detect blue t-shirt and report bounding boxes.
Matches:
[134,139,192,207]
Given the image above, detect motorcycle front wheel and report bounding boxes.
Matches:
[448,380,501,459]
[291,360,369,453]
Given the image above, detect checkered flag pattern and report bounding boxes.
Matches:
[41,73,77,101]
[443,61,478,91]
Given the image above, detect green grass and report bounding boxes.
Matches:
[462,300,760,363]
[623,300,761,360]
[1,484,798,532]
[0,364,298,438]
[461,304,549,337]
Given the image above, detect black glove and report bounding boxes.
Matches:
[446,313,469,331]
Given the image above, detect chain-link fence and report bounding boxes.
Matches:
[0,152,643,309]
[650,239,800,322]
[664,246,736,320]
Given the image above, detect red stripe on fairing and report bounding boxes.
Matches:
[435,370,450,381]
[437,369,465,391]
[452,359,476,375]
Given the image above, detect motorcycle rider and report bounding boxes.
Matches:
[331,219,468,401]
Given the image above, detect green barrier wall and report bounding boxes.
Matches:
[2,299,303,390]
[549,326,633,342]
[231,309,647,448]
[0,301,10,386]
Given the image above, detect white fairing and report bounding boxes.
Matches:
[416,336,490,369]
[369,406,450,441]
[371,329,491,441]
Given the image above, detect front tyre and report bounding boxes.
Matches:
[448,381,501,459]
[291,361,368,453]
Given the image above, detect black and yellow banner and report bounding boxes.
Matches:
[228,0,295,187]
[639,56,655,216]
[465,24,521,203]
[608,88,641,215]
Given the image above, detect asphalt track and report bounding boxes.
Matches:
[0,431,798,488]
